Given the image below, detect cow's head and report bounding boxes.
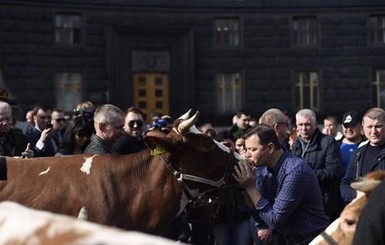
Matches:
[144,110,238,193]
[310,170,385,245]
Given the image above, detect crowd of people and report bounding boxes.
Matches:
[0,97,384,245]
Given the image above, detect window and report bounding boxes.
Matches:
[292,17,318,47]
[216,73,242,113]
[372,69,385,107]
[294,71,319,110]
[369,16,385,44]
[55,13,81,44]
[56,72,82,111]
[214,18,241,47]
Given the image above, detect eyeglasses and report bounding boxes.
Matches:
[128,120,144,128]
[54,118,65,123]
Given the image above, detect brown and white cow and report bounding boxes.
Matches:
[0,110,238,236]
[0,201,186,245]
[310,170,385,245]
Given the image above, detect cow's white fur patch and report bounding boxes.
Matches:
[0,201,185,245]
[38,167,51,176]
[80,155,97,175]
[309,190,365,245]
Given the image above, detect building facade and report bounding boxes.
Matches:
[1,0,385,125]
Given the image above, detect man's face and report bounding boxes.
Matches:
[236,114,251,129]
[123,112,144,138]
[104,123,124,143]
[245,134,270,167]
[296,115,317,141]
[34,109,51,131]
[51,111,66,131]
[343,123,362,142]
[323,119,337,137]
[0,107,12,134]
[362,117,385,146]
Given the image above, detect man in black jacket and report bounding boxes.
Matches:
[340,107,385,206]
[113,107,147,154]
[292,109,342,222]
[0,101,31,157]
[84,104,124,154]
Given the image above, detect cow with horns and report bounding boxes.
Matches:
[309,170,385,245]
[0,110,239,236]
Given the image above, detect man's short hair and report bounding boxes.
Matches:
[32,104,52,115]
[94,104,124,126]
[296,109,317,123]
[259,108,287,126]
[243,124,282,149]
[126,107,145,120]
[236,109,250,118]
[363,107,385,122]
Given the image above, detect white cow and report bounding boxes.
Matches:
[0,201,184,245]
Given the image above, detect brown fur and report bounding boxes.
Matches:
[0,129,235,235]
[312,170,385,245]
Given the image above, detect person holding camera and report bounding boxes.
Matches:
[26,104,58,157]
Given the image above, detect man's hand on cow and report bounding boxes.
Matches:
[21,143,34,158]
[232,159,255,189]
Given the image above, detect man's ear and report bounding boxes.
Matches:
[267,142,275,154]
[273,124,279,133]
[97,122,106,132]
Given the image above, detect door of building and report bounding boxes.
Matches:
[133,72,169,121]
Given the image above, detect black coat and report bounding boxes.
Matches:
[340,141,385,205]
[0,128,29,157]
[113,133,147,154]
[292,128,342,221]
[84,134,114,154]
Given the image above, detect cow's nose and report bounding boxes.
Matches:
[340,213,358,233]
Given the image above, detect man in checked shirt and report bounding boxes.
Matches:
[233,124,329,245]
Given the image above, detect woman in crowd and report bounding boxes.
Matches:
[56,116,94,155]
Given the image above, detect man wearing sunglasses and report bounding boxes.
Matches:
[113,107,147,154]
[51,108,67,147]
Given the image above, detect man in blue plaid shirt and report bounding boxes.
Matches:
[233,124,329,245]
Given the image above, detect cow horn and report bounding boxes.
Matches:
[178,109,192,120]
[351,179,382,193]
[177,110,200,134]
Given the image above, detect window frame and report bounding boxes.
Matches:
[372,69,385,107]
[54,12,83,45]
[294,70,320,111]
[55,71,83,112]
[291,16,319,48]
[213,17,242,48]
[215,72,243,114]
[368,15,385,46]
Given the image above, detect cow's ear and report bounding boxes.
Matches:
[144,133,172,151]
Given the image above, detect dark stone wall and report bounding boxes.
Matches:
[1,1,385,124]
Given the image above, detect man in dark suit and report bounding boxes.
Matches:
[26,104,57,157]
[0,101,31,157]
